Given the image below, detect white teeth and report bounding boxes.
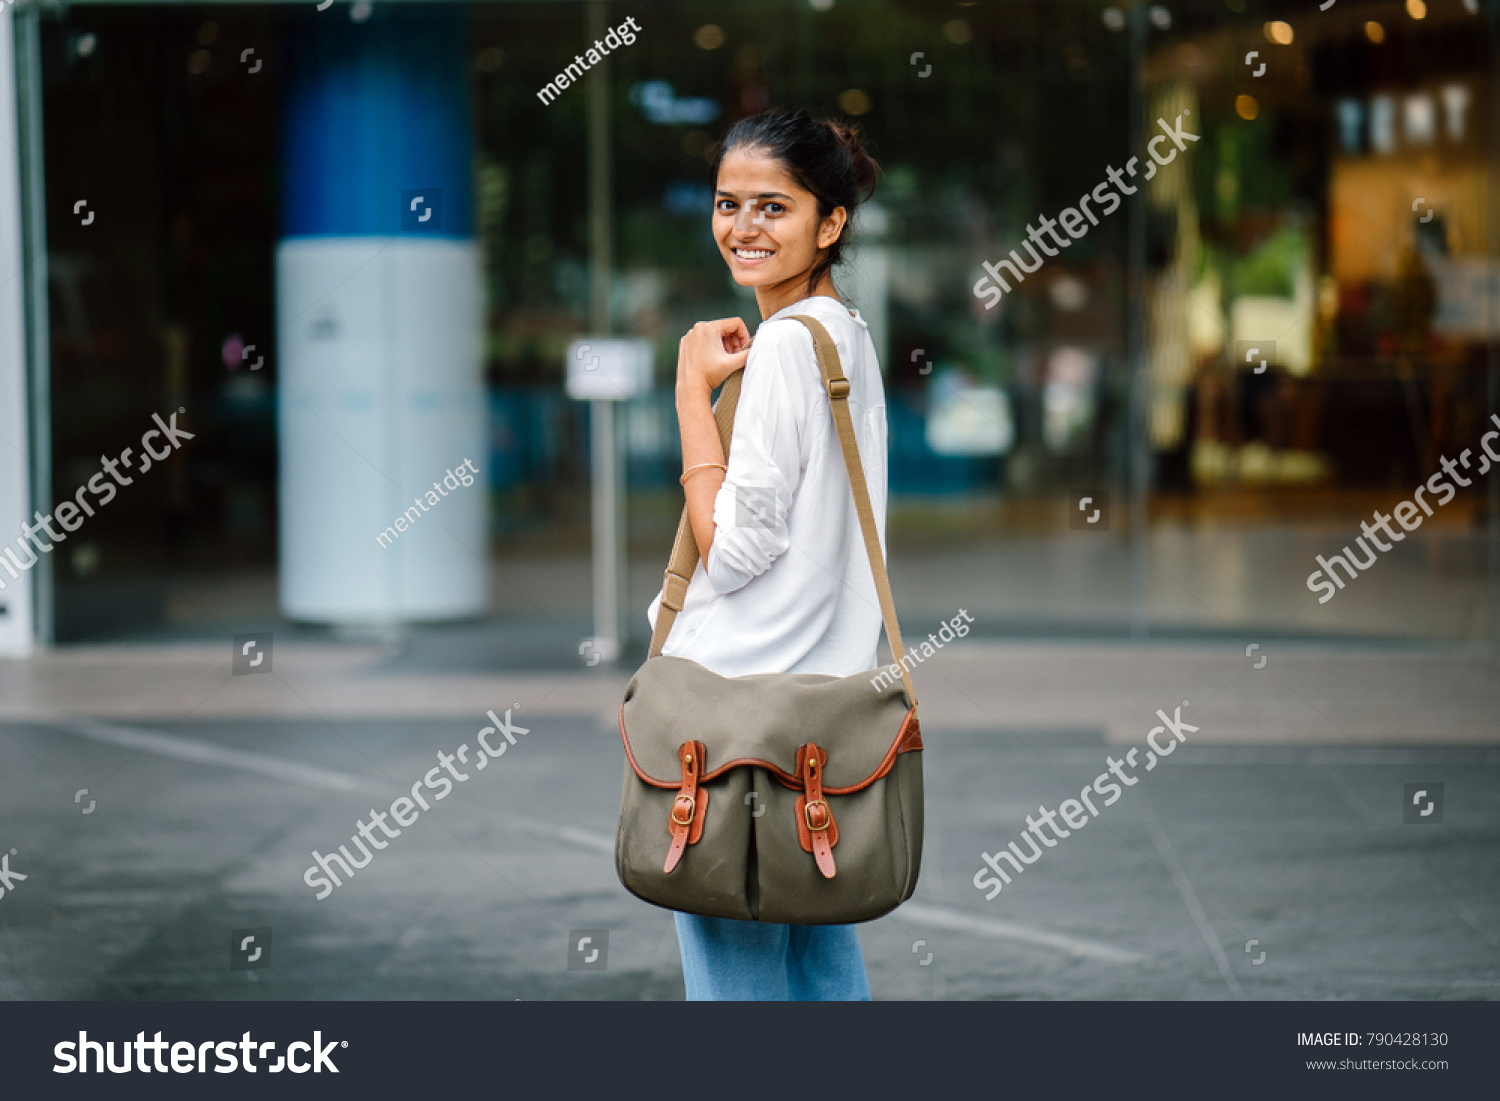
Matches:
[735,249,772,259]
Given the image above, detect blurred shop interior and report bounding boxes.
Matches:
[9,0,1499,650]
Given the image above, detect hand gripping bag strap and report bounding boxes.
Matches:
[647,312,916,709]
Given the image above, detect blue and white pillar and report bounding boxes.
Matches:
[277,6,486,623]
[0,6,36,656]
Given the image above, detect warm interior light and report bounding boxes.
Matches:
[1365,21,1386,43]
[1235,94,1259,121]
[943,19,973,44]
[838,88,871,115]
[1406,0,1428,18]
[1264,21,1294,45]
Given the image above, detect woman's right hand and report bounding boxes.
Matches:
[677,318,752,398]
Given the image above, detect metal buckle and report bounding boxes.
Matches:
[825,377,850,400]
[671,795,696,826]
[804,799,831,831]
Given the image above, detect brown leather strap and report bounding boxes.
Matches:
[648,313,917,710]
[663,740,707,873]
[795,744,838,879]
[617,701,922,793]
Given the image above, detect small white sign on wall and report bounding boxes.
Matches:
[566,338,652,401]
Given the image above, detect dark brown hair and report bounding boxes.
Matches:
[709,108,880,297]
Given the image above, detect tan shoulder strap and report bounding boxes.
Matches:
[648,313,916,709]
[647,368,744,659]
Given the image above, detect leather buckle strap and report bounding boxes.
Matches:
[794,744,838,879]
[663,740,707,873]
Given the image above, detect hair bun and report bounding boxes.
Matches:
[825,120,880,202]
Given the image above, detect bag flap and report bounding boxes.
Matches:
[620,655,913,791]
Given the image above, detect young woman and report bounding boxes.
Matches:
[645,108,887,1001]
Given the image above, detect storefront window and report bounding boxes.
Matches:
[26,0,1497,643]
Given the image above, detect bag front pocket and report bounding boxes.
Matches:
[753,773,913,925]
[615,762,755,921]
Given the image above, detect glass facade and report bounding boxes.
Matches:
[26,0,1499,643]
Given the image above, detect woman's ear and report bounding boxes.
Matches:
[817,206,848,250]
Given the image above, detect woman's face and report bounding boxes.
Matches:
[713,148,845,293]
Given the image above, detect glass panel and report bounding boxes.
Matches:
[31,0,1499,645]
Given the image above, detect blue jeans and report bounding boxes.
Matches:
[675,912,871,1001]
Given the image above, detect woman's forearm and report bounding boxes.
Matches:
[676,378,726,566]
[673,317,750,569]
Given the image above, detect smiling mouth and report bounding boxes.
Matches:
[731,247,775,261]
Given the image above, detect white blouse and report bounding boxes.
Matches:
[646,294,889,678]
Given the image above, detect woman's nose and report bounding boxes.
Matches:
[733,205,762,235]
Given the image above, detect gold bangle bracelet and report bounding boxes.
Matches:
[680,462,727,485]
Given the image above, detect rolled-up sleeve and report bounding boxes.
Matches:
[704,322,810,594]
